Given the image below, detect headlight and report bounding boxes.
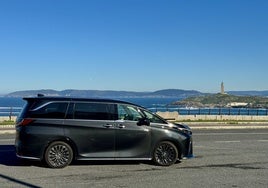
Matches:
[177,127,192,135]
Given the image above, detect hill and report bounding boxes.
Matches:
[5,89,203,98]
[172,93,268,108]
[228,90,268,96]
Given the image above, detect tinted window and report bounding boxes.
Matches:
[18,102,31,119]
[74,103,115,120]
[118,104,143,121]
[29,102,68,119]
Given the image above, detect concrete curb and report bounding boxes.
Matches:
[190,125,268,130]
[0,125,15,128]
[0,125,15,134]
[181,121,268,125]
[0,130,15,134]
[186,122,268,130]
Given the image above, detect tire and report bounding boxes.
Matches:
[44,141,73,168]
[153,141,178,166]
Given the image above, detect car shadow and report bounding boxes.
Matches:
[0,145,152,167]
[72,158,182,166]
[0,145,42,167]
[0,145,180,167]
[72,160,152,166]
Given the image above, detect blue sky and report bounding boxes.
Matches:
[0,0,267,94]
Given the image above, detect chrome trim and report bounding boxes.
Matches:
[29,118,116,123]
[16,154,41,161]
[77,158,152,161]
[63,119,115,122]
[31,101,68,111]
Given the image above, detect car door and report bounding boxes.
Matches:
[63,102,116,158]
[114,104,151,159]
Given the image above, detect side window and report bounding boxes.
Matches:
[117,104,143,121]
[142,110,167,124]
[74,103,115,120]
[29,102,68,119]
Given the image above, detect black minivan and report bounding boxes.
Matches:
[15,96,193,168]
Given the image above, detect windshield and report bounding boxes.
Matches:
[117,104,143,121]
[141,109,167,124]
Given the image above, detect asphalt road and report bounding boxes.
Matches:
[0,129,268,188]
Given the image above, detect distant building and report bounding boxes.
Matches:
[221,82,225,94]
[227,102,248,108]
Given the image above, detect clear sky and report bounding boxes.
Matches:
[0,0,267,94]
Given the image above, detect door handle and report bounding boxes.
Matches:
[118,124,126,129]
[103,124,113,128]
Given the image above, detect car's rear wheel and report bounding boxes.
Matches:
[153,141,178,166]
[44,141,73,168]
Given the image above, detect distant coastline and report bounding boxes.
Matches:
[3,89,268,98]
[173,93,268,109]
[4,89,202,98]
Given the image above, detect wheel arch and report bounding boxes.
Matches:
[41,136,78,161]
[152,139,183,160]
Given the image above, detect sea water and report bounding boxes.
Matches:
[0,97,267,116]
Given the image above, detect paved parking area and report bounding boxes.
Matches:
[0,129,268,188]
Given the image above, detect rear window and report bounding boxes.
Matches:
[28,102,68,119]
[17,102,31,120]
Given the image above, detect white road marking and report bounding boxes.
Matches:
[215,141,241,143]
[195,132,268,136]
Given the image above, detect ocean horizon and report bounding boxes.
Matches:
[0,97,267,117]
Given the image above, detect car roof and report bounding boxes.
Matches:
[23,96,143,108]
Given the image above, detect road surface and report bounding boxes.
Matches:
[0,129,267,188]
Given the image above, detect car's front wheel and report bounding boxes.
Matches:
[153,141,178,166]
[44,141,73,168]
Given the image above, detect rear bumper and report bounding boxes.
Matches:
[15,139,42,161]
[15,127,44,161]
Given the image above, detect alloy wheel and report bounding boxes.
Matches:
[45,141,73,168]
[154,141,178,166]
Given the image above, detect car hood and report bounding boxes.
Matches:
[172,123,191,130]
[164,122,192,135]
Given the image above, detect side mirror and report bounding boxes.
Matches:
[137,118,150,126]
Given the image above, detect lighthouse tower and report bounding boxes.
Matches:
[221,82,225,94]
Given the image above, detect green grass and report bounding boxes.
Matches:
[0,120,15,125]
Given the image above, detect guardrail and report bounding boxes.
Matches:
[0,107,22,119]
[149,107,268,116]
[1,106,268,117]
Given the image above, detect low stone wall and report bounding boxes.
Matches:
[156,111,179,121]
[0,116,17,122]
[156,111,268,121]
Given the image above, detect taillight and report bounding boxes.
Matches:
[17,119,34,126]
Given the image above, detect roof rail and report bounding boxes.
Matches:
[37,93,45,97]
